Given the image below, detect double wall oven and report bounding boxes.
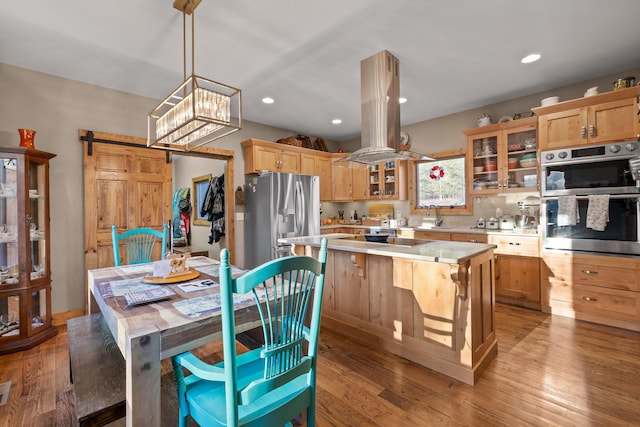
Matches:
[541,141,640,255]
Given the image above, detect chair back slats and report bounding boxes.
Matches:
[171,238,327,427]
[111,224,167,266]
[219,239,327,424]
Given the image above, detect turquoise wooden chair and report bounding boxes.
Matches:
[111,224,167,266]
[171,238,328,427]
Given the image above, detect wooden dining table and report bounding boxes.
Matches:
[87,256,258,426]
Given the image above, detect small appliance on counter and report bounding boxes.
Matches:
[499,215,514,230]
[486,217,499,229]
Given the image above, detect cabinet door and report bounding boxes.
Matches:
[252,146,280,171]
[331,163,352,201]
[538,107,587,150]
[278,150,300,173]
[588,97,639,145]
[316,156,332,201]
[495,255,540,304]
[469,131,500,194]
[300,153,316,175]
[351,167,369,200]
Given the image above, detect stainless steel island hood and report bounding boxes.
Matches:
[338,50,432,167]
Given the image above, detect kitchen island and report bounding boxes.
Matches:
[280,234,497,385]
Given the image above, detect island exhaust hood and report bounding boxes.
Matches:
[338,50,432,167]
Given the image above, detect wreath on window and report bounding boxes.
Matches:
[429,165,445,180]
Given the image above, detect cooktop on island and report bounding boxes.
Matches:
[340,235,430,247]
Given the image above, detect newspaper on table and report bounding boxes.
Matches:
[173,286,266,318]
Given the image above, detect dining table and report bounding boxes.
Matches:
[87,256,257,426]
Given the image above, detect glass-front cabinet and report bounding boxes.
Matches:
[465,116,538,195]
[0,147,57,354]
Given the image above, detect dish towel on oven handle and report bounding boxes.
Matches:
[557,195,579,226]
[586,194,609,231]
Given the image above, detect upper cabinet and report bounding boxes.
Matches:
[242,139,300,173]
[368,160,408,200]
[243,139,408,202]
[465,117,538,194]
[331,155,369,201]
[242,139,333,201]
[533,87,640,151]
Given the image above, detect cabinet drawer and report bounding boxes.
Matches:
[450,233,487,243]
[573,262,640,292]
[547,278,640,320]
[488,234,539,256]
[414,230,450,241]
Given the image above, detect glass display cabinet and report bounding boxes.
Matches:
[0,147,57,354]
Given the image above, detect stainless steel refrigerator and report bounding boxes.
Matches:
[244,173,320,269]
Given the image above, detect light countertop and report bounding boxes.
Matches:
[280,233,496,264]
[320,224,539,237]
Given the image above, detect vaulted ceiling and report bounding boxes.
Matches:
[2,0,639,141]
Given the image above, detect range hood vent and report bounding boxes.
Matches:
[339,50,432,168]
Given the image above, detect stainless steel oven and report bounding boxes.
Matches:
[541,141,640,255]
[541,141,640,196]
[542,194,640,255]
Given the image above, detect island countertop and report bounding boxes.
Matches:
[279,233,496,264]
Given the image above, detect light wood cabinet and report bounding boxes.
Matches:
[488,234,541,309]
[451,233,487,243]
[465,117,538,194]
[300,152,332,201]
[367,161,408,200]
[242,139,333,200]
[243,139,300,173]
[542,251,640,331]
[331,155,369,201]
[533,87,640,150]
[0,147,57,355]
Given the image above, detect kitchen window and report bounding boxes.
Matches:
[409,148,472,215]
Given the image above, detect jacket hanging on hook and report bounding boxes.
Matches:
[200,174,225,243]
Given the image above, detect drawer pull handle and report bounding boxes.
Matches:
[583,296,597,302]
[508,242,521,246]
[468,239,477,243]
[582,270,598,275]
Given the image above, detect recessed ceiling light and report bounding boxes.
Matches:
[332,119,342,124]
[399,97,407,104]
[521,53,541,64]
[262,97,275,104]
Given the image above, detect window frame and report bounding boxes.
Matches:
[409,148,473,216]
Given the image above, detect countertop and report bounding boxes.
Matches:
[320,224,539,237]
[279,233,496,264]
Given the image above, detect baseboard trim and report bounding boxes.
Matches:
[52,309,85,327]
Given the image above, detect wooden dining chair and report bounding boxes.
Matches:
[171,238,328,427]
[111,224,167,266]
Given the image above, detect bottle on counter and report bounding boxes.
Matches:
[354,210,358,220]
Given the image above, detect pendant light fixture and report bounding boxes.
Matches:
[147,0,241,151]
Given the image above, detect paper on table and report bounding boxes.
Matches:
[177,279,218,293]
[173,286,266,318]
[99,277,161,299]
[195,264,247,278]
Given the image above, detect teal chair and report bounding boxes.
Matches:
[171,238,328,427]
[111,224,167,266]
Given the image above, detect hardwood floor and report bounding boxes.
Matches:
[1,303,639,426]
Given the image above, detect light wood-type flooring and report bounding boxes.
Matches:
[0,303,639,426]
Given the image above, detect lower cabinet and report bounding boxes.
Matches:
[542,251,640,331]
[488,234,541,309]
